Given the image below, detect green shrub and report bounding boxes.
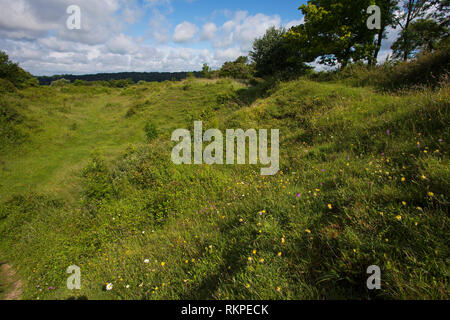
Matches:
[144,121,158,142]
[50,78,71,87]
[381,48,450,90]
[218,56,255,80]
[0,78,17,93]
[0,51,37,89]
[81,155,114,204]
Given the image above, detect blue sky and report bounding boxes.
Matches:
[0,0,395,76]
[0,0,310,75]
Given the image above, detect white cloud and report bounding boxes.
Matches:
[173,21,199,43]
[106,33,136,54]
[285,18,304,29]
[212,11,281,51]
[200,23,217,41]
[0,3,301,75]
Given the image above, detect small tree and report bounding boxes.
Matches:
[201,63,212,78]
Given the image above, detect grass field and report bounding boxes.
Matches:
[0,76,448,300]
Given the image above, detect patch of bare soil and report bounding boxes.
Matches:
[0,261,23,300]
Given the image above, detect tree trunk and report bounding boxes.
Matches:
[403,0,414,61]
[372,27,385,65]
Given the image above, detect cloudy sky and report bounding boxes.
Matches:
[0,0,397,76]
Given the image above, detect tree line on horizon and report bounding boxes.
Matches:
[1,0,448,90]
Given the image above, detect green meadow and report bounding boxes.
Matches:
[1,73,448,300]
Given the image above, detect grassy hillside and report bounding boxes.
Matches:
[0,76,448,300]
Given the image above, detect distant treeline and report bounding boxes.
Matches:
[37,71,202,85]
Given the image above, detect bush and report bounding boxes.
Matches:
[218,56,254,80]
[50,78,71,87]
[144,121,158,142]
[309,48,450,91]
[109,78,134,88]
[381,48,450,90]
[0,51,37,89]
[0,78,17,93]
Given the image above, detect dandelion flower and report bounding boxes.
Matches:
[245,284,250,288]
[259,258,265,263]
[305,229,311,234]
[401,177,406,182]
[328,204,333,210]
[278,252,282,257]
[248,257,253,261]
[252,250,257,255]
[161,262,166,267]
[396,215,402,221]
[281,237,285,244]
[276,286,281,292]
[402,201,407,206]
[427,192,434,197]
[106,283,113,291]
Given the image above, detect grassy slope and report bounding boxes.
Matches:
[0,78,448,300]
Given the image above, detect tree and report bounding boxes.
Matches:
[250,27,310,77]
[201,63,212,78]
[286,0,378,68]
[394,18,448,56]
[391,0,438,61]
[369,0,399,65]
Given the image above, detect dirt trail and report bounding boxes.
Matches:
[0,261,23,300]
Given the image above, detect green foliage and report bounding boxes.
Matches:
[392,18,449,59]
[109,78,134,88]
[201,63,212,78]
[0,78,17,93]
[0,97,27,148]
[82,155,114,204]
[309,47,450,90]
[391,0,443,61]
[0,51,37,89]
[50,78,71,87]
[144,121,158,142]
[218,56,255,80]
[286,0,378,67]
[382,48,450,89]
[250,27,311,78]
